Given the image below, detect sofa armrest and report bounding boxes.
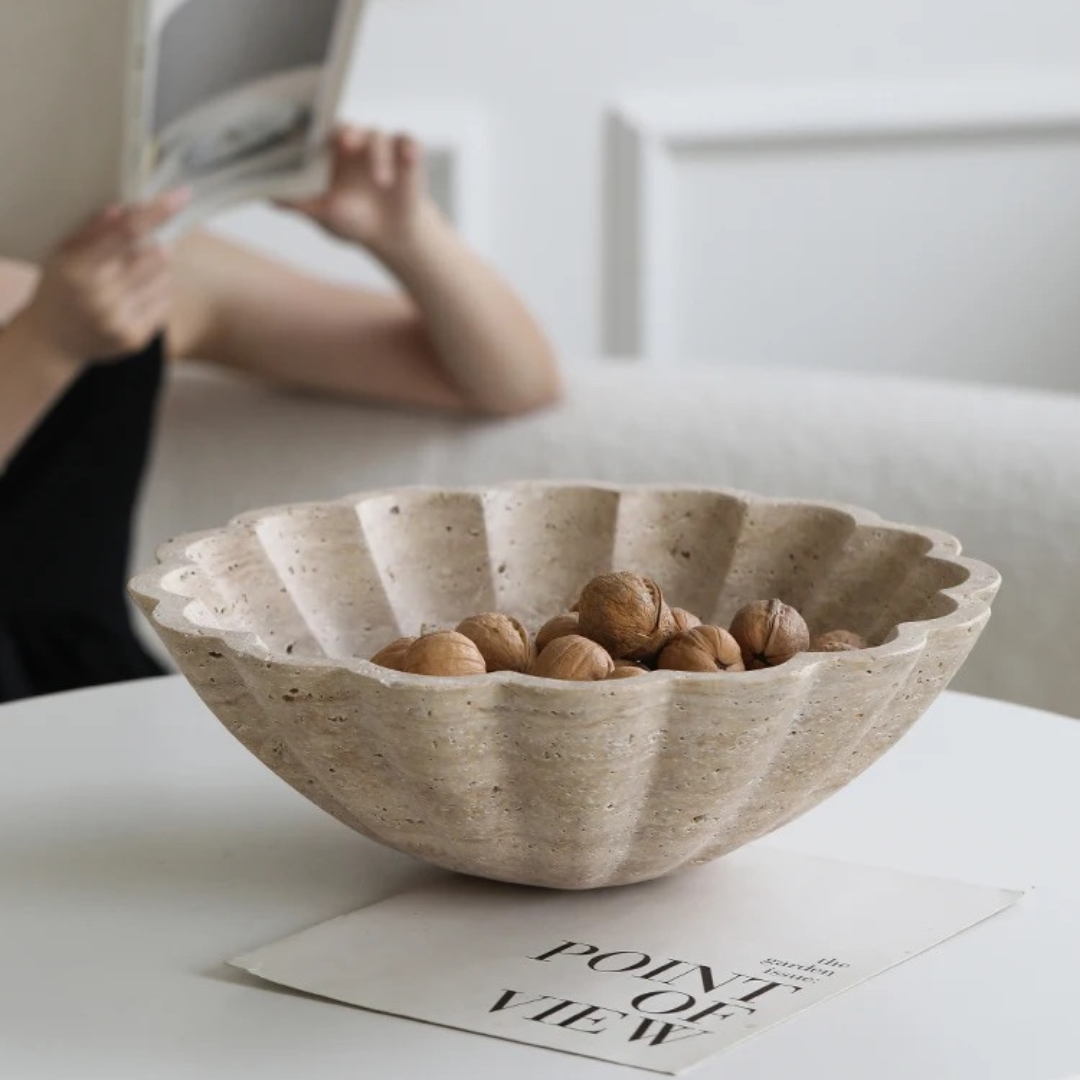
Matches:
[139,361,1080,718]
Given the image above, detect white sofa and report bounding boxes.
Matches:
[137,361,1080,719]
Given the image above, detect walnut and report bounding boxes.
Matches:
[671,608,702,634]
[810,629,868,653]
[657,626,745,672]
[729,599,810,669]
[369,636,417,671]
[403,631,486,677]
[528,635,614,681]
[607,665,649,679]
[577,571,677,661]
[456,612,531,672]
[535,613,580,653]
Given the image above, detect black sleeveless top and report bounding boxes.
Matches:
[0,339,167,702]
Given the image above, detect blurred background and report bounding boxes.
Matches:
[211,0,1080,391]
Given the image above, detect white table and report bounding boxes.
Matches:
[1,677,1077,1080]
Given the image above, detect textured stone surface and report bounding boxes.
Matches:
[129,483,1000,890]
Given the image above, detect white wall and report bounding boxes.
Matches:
[211,0,1080,391]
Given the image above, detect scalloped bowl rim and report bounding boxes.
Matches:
[129,482,1001,690]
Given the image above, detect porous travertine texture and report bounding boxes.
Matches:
[130,483,999,890]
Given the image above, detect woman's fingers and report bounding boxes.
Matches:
[62,205,126,252]
[88,241,171,351]
[92,189,191,258]
[126,188,191,237]
[127,273,172,324]
[327,124,421,192]
[329,124,369,185]
[335,124,368,155]
[392,133,423,197]
[393,133,421,169]
[123,243,170,290]
[277,124,426,243]
[365,129,396,189]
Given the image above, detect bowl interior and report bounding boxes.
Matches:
[164,486,970,663]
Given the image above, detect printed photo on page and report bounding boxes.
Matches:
[139,0,356,197]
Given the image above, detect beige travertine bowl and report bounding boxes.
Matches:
[130,483,999,889]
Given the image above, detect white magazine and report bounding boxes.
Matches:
[0,0,364,263]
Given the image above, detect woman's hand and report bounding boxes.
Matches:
[17,190,188,369]
[277,126,434,255]
[0,190,189,464]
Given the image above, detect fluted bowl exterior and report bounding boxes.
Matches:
[129,483,999,889]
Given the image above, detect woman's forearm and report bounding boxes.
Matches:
[0,312,82,466]
[370,205,562,416]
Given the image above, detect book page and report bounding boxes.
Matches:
[139,0,361,211]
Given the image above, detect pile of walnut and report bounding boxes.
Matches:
[369,571,868,681]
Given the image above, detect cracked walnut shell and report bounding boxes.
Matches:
[729,599,810,669]
[577,571,677,661]
[671,608,702,634]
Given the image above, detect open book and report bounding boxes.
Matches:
[0,0,365,264]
